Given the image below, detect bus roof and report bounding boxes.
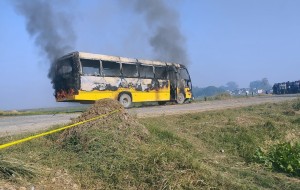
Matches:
[60,51,183,68]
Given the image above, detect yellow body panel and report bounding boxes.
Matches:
[185,88,192,99]
[56,80,193,103]
[57,86,170,102]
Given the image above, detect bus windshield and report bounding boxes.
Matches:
[179,68,190,80]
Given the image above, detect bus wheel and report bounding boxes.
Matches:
[158,101,167,105]
[176,93,185,104]
[119,93,132,108]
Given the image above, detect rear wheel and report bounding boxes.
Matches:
[176,93,185,104]
[119,93,132,108]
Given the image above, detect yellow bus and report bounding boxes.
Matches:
[54,51,192,108]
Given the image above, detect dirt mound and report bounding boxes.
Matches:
[72,98,124,124]
[58,99,148,147]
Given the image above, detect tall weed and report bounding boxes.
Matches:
[254,142,300,177]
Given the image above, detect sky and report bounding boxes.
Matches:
[0,0,299,110]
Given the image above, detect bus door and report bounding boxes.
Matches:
[178,67,192,100]
[168,66,177,100]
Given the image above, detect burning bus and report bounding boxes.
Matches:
[53,51,192,108]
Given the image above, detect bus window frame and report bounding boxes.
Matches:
[121,62,139,78]
[139,64,155,79]
[154,66,168,80]
[80,59,101,76]
[100,60,121,77]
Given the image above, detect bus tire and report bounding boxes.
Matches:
[118,93,132,108]
[176,93,185,104]
[158,101,167,105]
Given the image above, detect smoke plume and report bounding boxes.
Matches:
[129,0,189,65]
[12,0,76,81]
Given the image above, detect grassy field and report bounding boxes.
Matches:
[0,99,299,189]
[0,106,88,117]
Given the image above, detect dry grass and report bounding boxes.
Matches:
[0,99,300,189]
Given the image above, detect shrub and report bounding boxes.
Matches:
[292,98,300,111]
[254,142,300,177]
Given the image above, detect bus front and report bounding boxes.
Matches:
[53,52,80,102]
[178,66,193,103]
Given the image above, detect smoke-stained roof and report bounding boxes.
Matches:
[62,51,182,67]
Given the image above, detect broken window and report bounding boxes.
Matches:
[102,61,120,77]
[155,66,167,79]
[139,65,154,78]
[81,59,100,75]
[179,68,190,80]
[57,58,73,75]
[122,63,138,77]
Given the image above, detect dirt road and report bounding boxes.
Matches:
[0,95,299,136]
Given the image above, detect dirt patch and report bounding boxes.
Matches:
[58,98,149,146]
[0,169,79,190]
[71,98,124,124]
[37,169,80,190]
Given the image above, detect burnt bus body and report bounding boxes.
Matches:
[53,53,80,99]
[273,80,300,95]
[53,52,192,107]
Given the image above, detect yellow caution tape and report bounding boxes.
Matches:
[0,109,120,150]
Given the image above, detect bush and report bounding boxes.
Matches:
[292,98,300,111]
[254,142,300,177]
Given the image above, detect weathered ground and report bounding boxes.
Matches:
[0,95,298,136]
[0,98,299,189]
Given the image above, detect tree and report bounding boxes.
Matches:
[226,81,239,91]
[250,78,271,90]
[192,86,225,97]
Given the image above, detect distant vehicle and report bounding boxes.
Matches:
[273,80,300,94]
[53,51,192,108]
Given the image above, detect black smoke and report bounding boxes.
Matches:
[128,0,189,66]
[12,0,76,81]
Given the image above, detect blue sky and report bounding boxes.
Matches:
[0,0,299,110]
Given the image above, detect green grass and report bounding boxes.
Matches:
[0,99,300,189]
[0,106,88,117]
[0,159,36,181]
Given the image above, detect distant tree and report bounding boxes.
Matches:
[250,78,272,90]
[192,86,225,97]
[226,81,239,91]
[219,85,227,90]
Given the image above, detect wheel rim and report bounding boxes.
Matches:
[122,98,129,106]
[119,94,131,108]
[177,93,185,104]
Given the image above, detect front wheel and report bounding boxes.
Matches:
[176,93,185,104]
[119,93,132,108]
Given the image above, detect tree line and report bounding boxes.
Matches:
[193,78,272,98]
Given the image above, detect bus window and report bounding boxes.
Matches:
[122,63,138,77]
[81,59,100,75]
[179,68,190,80]
[57,58,72,75]
[139,65,154,78]
[155,66,167,79]
[102,61,120,77]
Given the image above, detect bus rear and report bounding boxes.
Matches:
[53,53,80,102]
